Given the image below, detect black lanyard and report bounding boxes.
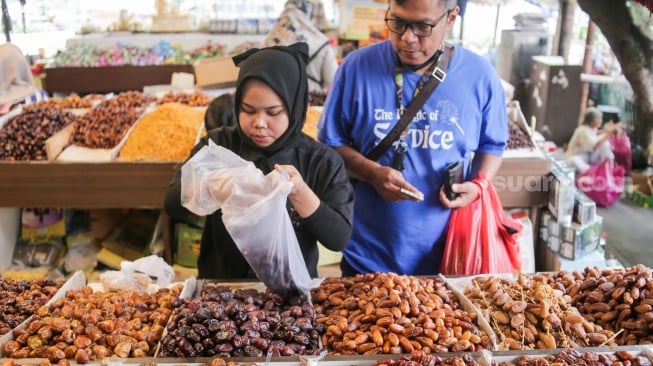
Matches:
[391,49,443,170]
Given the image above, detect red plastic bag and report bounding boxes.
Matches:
[576,159,625,207]
[441,174,522,275]
[609,131,632,176]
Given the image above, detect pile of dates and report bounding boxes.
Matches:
[0,279,64,335]
[494,348,652,366]
[3,285,182,364]
[377,350,482,366]
[312,272,493,355]
[158,284,325,358]
[506,119,535,150]
[548,265,653,346]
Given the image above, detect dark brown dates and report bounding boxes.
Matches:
[158,284,323,358]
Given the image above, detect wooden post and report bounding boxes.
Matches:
[579,20,597,124]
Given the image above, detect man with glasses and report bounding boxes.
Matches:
[318,0,508,276]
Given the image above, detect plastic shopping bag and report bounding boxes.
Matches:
[99,255,175,293]
[181,139,257,216]
[441,174,522,275]
[576,159,625,207]
[609,131,632,176]
[180,142,321,296]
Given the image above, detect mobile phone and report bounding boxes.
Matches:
[444,160,464,201]
[400,188,424,202]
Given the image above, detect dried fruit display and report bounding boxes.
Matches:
[377,350,482,366]
[312,272,493,355]
[70,91,156,149]
[3,285,182,363]
[0,106,77,160]
[493,348,652,366]
[506,119,535,150]
[118,102,205,161]
[157,91,211,107]
[0,279,64,335]
[547,264,653,346]
[464,273,616,351]
[158,284,324,358]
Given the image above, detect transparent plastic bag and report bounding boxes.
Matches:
[180,142,321,296]
[100,255,175,293]
[181,139,257,215]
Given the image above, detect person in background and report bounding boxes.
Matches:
[318,0,508,276]
[566,106,621,174]
[264,0,338,92]
[204,92,236,131]
[0,43,48,115]
[164,43,354,279]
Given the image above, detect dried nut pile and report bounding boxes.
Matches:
[118,102,205,161]
[0,279,64,335]
[506,120,535,150]
[548,264,653,346]
[158,284,323,358]
[312,272,492,355]
[27,94,105,110]
[0,106,77,160]
[70,91,155,149]
[464,273,616,350]
[158,91,211,106]
[377,350,481,366]
[495,348,651,366]
[3,285,182,364]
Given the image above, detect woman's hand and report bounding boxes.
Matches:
[274,164,320,217]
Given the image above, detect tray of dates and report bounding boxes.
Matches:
[311,272,496,357]
[488,345,653,365]
[1,270,184,364]
[156,279,323,359]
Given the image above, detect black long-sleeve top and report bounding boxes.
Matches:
[164,126,354,279]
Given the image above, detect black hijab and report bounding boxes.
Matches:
[232,42,309,156]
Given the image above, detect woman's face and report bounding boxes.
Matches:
[239,79,290,147]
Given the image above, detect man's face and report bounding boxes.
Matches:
[386,0,458,71]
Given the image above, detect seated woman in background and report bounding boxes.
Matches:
[0,43,48,115]
[566,106,622,174]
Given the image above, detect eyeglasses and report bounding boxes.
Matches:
[384,9,449,37]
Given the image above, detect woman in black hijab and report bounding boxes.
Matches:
[164,43,354,279]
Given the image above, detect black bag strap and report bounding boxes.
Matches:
[307,41,331,85]
[366,44,454,162]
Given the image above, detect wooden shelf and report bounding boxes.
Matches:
[0,161,179,209]
[0,154,550,266]
[43,65,195,94]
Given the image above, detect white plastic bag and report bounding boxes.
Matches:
[181,139,257,215]
[180,142,321,296]
[100,255,175,293]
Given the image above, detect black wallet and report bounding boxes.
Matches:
[444,160,464,200]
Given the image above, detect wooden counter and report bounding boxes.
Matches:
[0,153,551,210]
[0,161,180,208]
[0,153,550,265]
[43,65,195,94]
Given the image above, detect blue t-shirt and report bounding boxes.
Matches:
[318,41,507,275]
